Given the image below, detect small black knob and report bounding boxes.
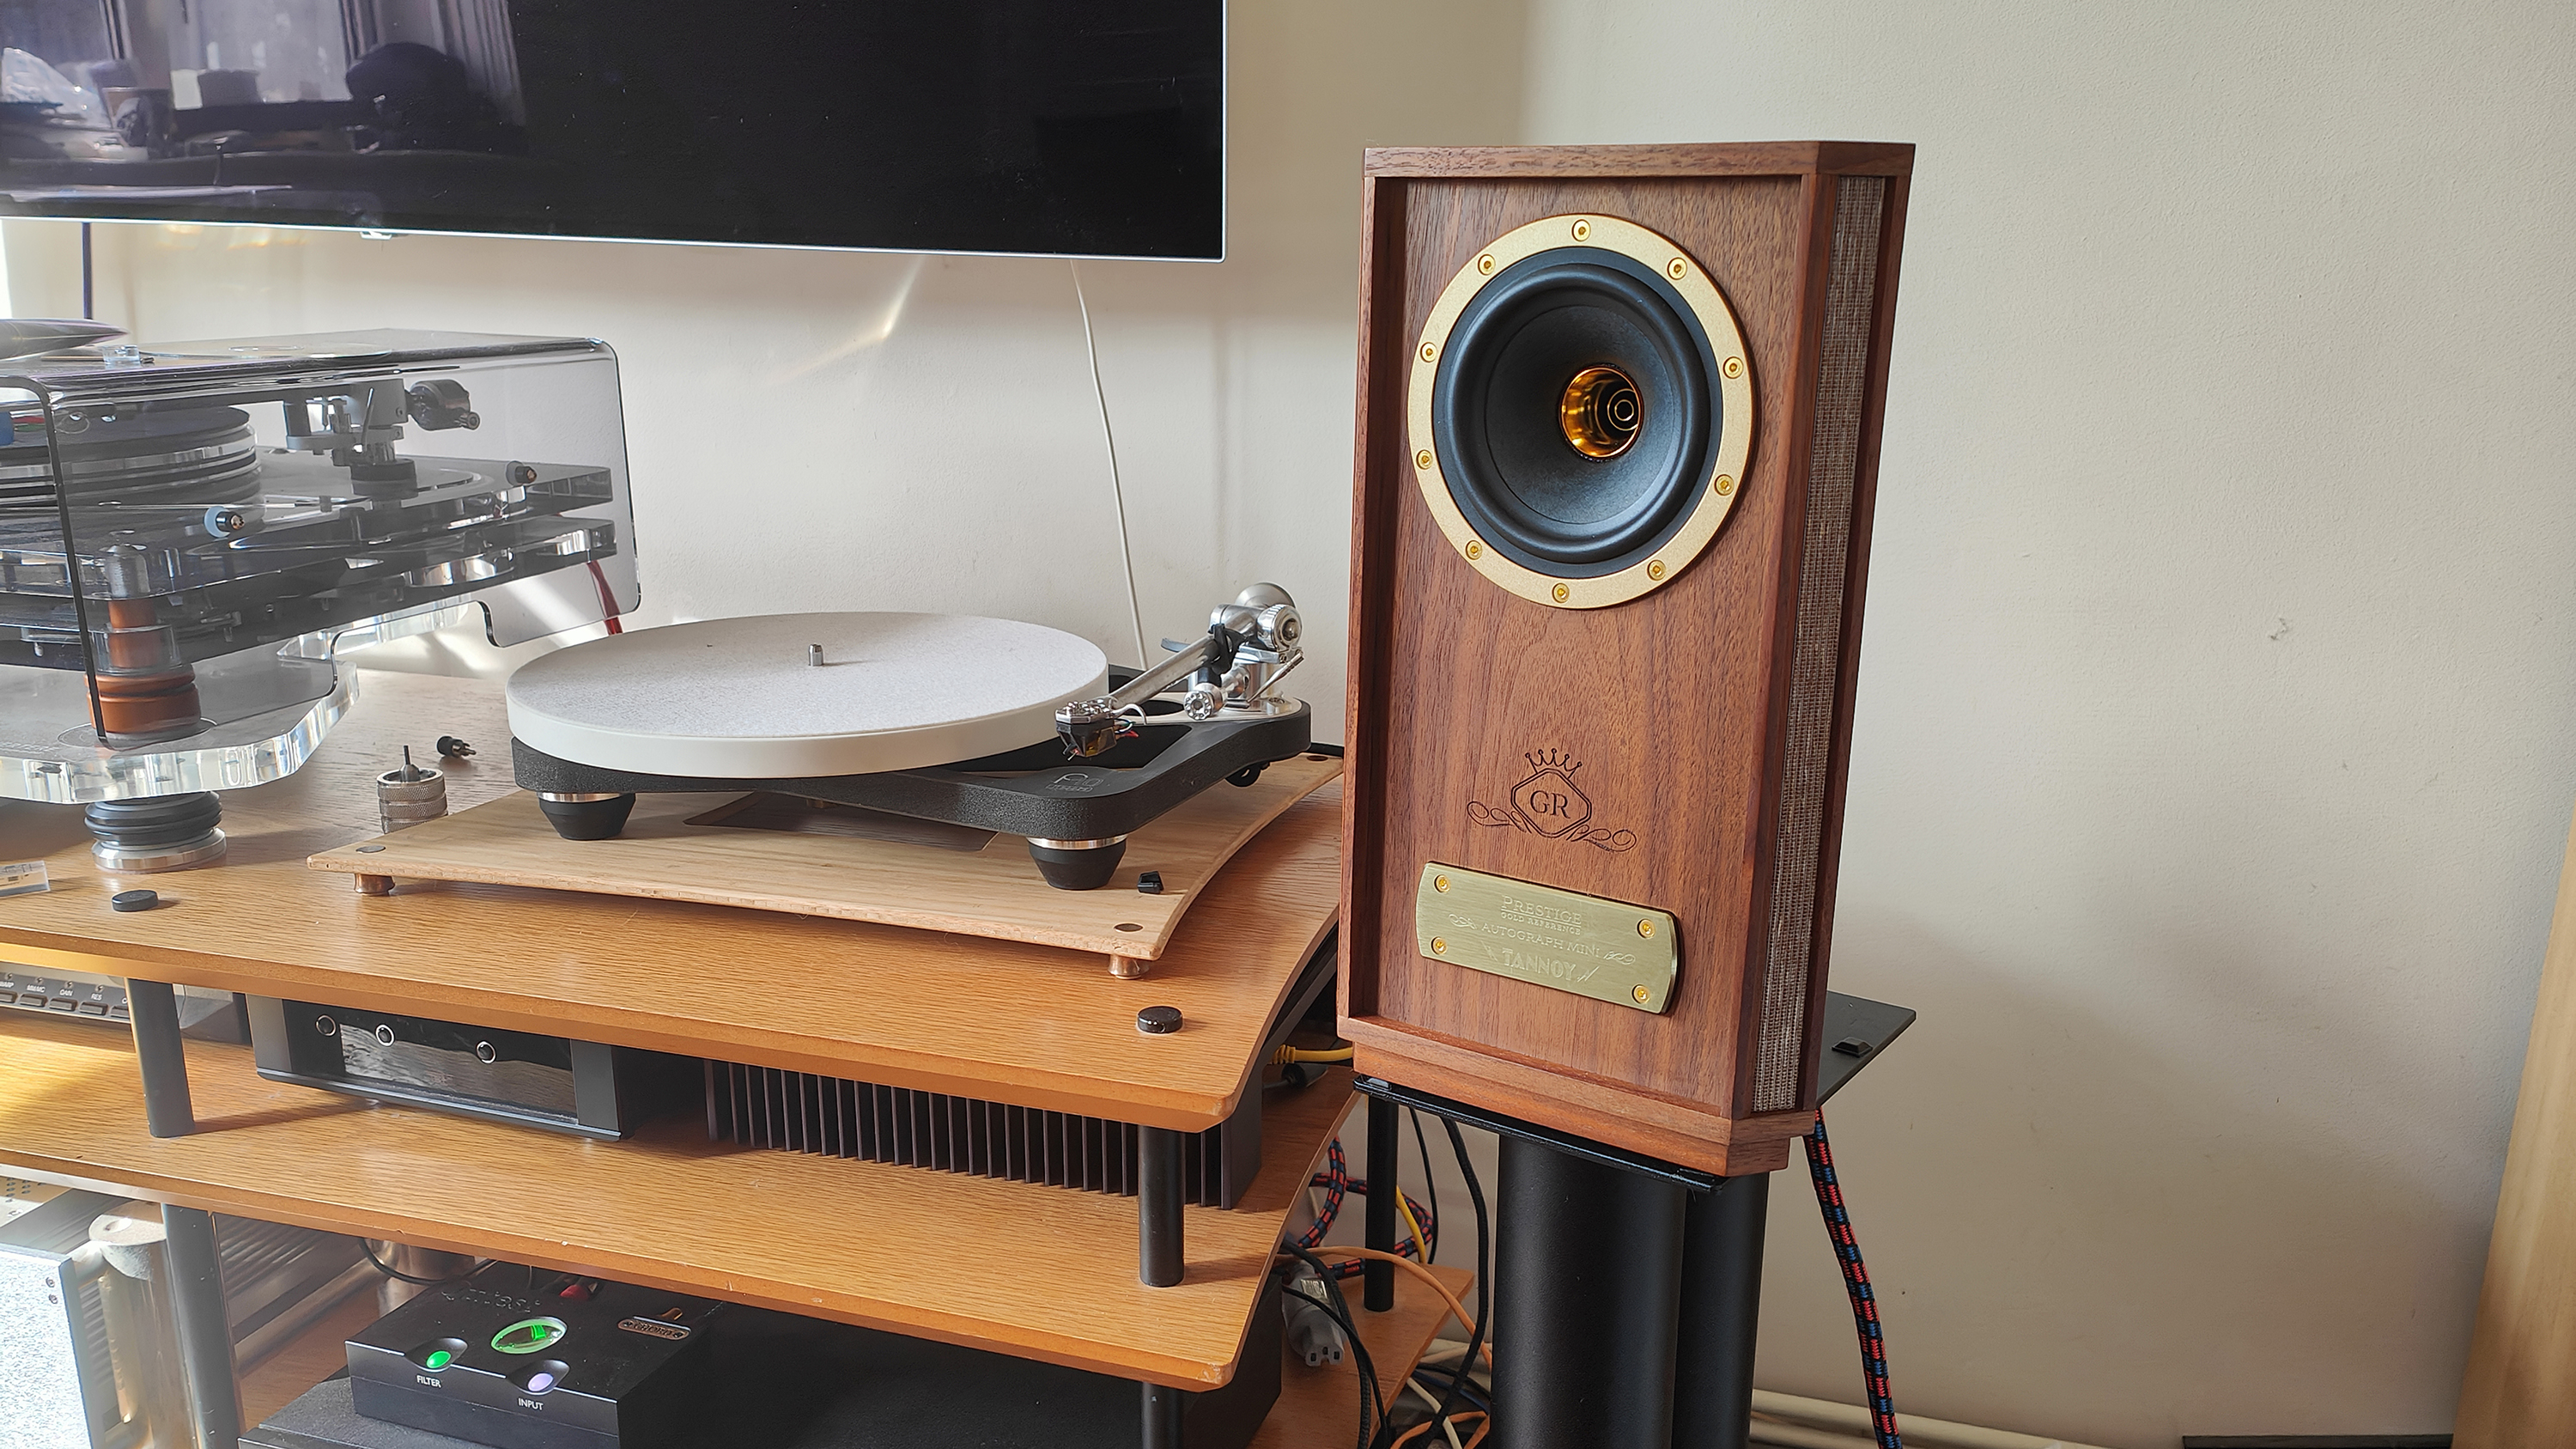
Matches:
[436,736,477,759]
[1136,1006,1183,1036]
[1136,871,1164,895]
[110,889,158,912]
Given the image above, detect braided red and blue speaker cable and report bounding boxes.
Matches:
[1805,1111,1902,1449]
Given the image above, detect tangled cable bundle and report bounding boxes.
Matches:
[1291,1136,1438,1277]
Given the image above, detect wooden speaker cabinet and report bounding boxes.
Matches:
[1340,143,1912,1176]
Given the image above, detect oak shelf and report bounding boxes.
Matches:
[230,1249,1470,1444]
[0,671,1342,1132]
[0,1008,1356,1389]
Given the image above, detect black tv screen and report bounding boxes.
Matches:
[0,0,1224,259]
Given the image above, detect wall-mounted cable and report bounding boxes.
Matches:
[1069,260,1148,667]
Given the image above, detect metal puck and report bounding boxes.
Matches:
[110,889,158,912]
[1136,1006,1183,1035]
[355,844,386,854]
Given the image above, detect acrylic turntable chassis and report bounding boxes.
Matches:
[509,679,1315,891]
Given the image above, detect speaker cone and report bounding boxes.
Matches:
[1430,247,1722,578]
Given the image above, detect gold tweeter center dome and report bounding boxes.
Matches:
[1409,212,1755,609]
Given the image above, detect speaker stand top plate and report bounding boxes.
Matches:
[1356,990,1916,1188]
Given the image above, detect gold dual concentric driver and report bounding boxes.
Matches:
[1409,213,1755,609]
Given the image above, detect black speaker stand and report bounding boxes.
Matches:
[1355,990,1914,1449]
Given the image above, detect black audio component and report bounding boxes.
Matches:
[347,1263,725,1449]
[249,1264,1282,1449]
[705,934,1340,1206]
[246,999,698,1140]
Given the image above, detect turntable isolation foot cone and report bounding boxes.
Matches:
[1027,837,1127,891]
[538,792,637,841]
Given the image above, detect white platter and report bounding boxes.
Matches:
[505,612,1109,778]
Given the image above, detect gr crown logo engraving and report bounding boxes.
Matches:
[1467,747,1637,852]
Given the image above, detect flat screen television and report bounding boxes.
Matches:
[0,0,1224,259]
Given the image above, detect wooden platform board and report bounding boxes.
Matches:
[0,1011,1358,1389]
[307,753,1341,971]
[0,673,1342,1133]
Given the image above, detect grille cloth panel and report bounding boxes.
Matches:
[1753,176,1886,1113]
[706,1061,1236,1208]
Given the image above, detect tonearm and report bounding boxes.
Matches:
[1055,584,1303,758]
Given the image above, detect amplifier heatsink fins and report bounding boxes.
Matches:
[705,1062,1256,1209]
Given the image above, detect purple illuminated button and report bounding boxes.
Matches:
[526,1371,557,1393]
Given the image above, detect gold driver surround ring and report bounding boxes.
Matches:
[1409,213,1756,611]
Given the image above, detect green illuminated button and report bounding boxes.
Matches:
[492,1318,569,1355]
[425,1350,453,1371]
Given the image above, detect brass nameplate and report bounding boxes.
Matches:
[1413,863,1677,1014]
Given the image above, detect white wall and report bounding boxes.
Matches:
[11,2,2575,1444]
[2,0,1532,728]
[1511,1,2576,1444]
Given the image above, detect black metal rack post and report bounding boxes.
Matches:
[127,977,199,1137]
[1139,1125,1185,1288]
[165,1202,244,1448]
[1141,1382,1184,1449]
[1364,1093,1401,1311]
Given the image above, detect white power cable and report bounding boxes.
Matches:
[1752,1391,2114,1449]
[1070,260,1149,667]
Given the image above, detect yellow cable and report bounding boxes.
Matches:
[1273,1044,1355,1066]
[1396,1187,1431,1267]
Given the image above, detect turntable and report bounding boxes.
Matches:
[306,587,1329,972]
[0,327,636,870]
[504,584,1312,888]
